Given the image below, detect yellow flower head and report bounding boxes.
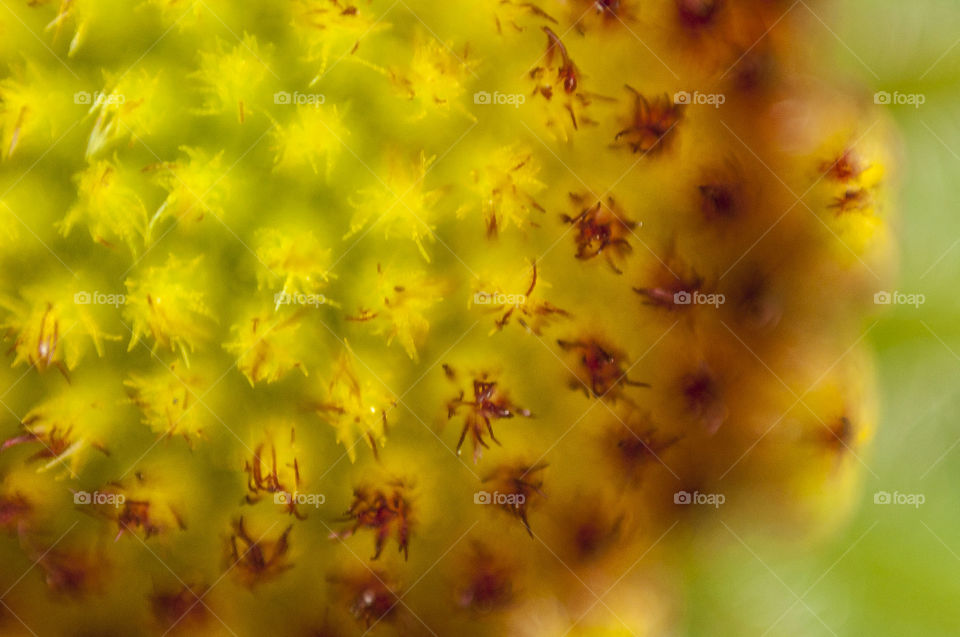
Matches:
[255,227,334,299]
[103,470,187,541]
[125,360,210,441]
[86,69,162,158]
[192,33,271,123]
[3,382,118,478]
[390,38,478,119]
[0,277,116,374]
[348,150,442,261]
[350,263,442,361]
[42,0,98,56]
[471,261,568,335]
[815,134,893,258]
[225,306,310,386]
[527,27,593,142]
[59,158,149,253]
[123,254,214,362]
[272,103,348,178]
[0,62,70,160]
[146,146,227,230]
[463,145,546,236]
[311,344,395,462]
[292,0,390,78]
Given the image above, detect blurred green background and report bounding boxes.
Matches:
[684,1,960,635]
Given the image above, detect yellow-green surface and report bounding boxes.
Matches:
[0,0,948,636]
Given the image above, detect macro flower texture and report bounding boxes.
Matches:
[0,1,899,636]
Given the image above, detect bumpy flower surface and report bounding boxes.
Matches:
[0,1,895,636]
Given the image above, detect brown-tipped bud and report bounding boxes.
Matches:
[608,416,681,487]
[480,462,547,536]
[150,584,209,631]
[562,194,637,273]
[680,364,728,434]
[226,517,293,587]
[332,480,413,560]
[616,88,684,155]
[455,542,516,614]
[446,368,532,463]
[557,336,650,400]
[330,569,401,629]
[676,0,721,28]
